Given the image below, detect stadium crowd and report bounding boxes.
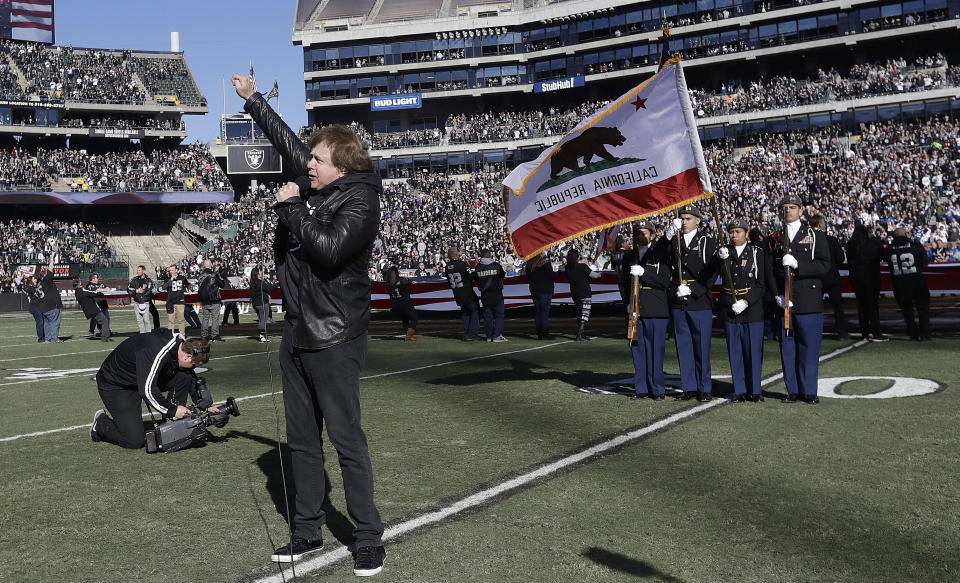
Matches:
[4,142,229,192]
[2,42,146,104]
[178,114,960,283]
[0,40,203,106]
[690,54,950,117]
[0,219,116,293]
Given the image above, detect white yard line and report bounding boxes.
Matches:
[256,339,869,582]
[0,343,571,442]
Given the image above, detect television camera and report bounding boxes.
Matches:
[145,377,240,453]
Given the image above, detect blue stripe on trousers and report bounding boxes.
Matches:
[725,320,764,395]
[672,308,713,394]
[632,317,668,396]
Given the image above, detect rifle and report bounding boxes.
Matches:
[673,211,686,302]
[709,197,737,302]
[627,272,640,342]
[782,213,794,338]
[627,222,641,342]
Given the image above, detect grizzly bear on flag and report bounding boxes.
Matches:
[549,126,627,179]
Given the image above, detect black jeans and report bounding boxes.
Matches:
[851,278,881,338]
[95,378,189,449]
[823,281,848,337]
[391,304,418,330]
[280,323,383,547]
[221,302,240,325]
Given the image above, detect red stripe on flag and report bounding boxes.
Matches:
[13,9,53,17]
[511,168,704,256]
[12,21,53,30]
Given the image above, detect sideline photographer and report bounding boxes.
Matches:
[90,329,217,449]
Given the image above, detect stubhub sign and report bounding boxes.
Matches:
[534,76,585,94]
[370,93,423,111]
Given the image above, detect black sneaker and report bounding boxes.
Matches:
[211,336,226,343]
[353,545,385,577]
[90,409,106,442]
[271,536,323,563]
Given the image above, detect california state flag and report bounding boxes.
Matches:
[503,59,713,259]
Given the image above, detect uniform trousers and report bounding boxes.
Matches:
[279,323,383,547]
[631,317,667,396]
[778,312,823,397]
[672,308,713,394]
[725,320,764,396]
[893,279,931,339]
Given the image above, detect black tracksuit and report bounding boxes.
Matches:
[846,234,883,338]
[883,236,931,339]
[93,329,195,449]
[821,232,848,337]
[388,276,418,330]
[77,281,110,341]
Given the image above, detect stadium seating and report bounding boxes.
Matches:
[375,0,443,22]
[0,218,117,272]
[319,0,377,19]
[131,56,206,106]
[0,143,229,193]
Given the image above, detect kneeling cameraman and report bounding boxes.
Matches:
[90,328,217,449]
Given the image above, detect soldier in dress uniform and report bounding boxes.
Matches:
[767,194,830,404]
[625,222,672,400]
[665,204,719,402]
[716,219,767,402]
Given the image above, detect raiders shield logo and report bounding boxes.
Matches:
[244,148,265,170]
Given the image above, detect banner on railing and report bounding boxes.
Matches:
[135,262,960,311]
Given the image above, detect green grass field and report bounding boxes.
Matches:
[1,307,957,582]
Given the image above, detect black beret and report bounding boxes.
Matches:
[780,193,804,207]
[727,219,749,231]
[679,204,703,219]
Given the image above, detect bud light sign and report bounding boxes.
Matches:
[371,93,422,111]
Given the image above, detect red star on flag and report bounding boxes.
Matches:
[632,96,647,111]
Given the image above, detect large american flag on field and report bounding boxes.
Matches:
[0,0,55,44]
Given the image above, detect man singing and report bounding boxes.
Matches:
[234,72,385,576]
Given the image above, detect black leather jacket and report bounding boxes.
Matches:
[244,92,381,349]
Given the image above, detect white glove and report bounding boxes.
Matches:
[731,299,748,315]
[676,284,692,298]
[717,247,730,260]
[775,295,794,309]
[782,253,798,269]
[629,265,644,277]
[673,218,683,231]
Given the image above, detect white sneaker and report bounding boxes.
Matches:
[492,336,508,343]
[259,336,270,343]
[90,409,106,442]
